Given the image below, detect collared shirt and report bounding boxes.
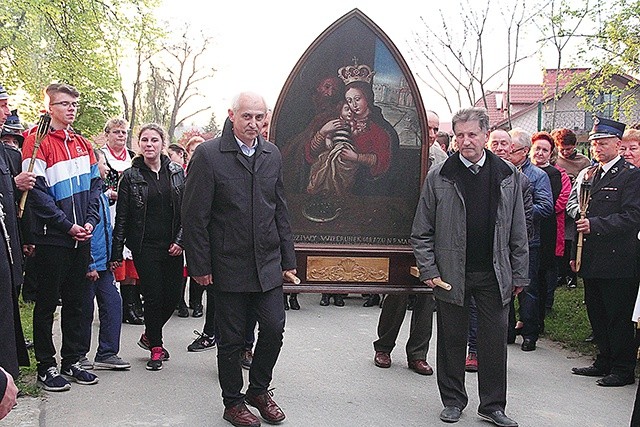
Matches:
[235,136,257,157]
[459,150,487,169]
[600,155,621,177]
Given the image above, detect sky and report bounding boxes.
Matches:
[156,0,568,128]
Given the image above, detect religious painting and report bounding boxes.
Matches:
[271,8,428,251]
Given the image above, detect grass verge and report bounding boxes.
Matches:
[542,279,597,356]
[18,299,40,397]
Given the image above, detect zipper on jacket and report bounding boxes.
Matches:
[63,130,79,248]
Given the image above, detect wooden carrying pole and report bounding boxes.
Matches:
[575,181,592,272]
[17,113,51,218]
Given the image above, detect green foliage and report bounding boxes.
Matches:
[203,111,219,136]
[570,0,640,119]
[0,0,159,137]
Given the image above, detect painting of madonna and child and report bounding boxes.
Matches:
[271,9,428,248]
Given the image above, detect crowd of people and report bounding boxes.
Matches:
[1,81,640,427]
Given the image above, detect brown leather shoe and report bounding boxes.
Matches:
[408,359,433,375]
[223,402,261,427]
[374,351,391,368]
[245,391,286,424]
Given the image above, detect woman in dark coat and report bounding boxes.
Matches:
[530,132,571,332]
[111,123,185,371]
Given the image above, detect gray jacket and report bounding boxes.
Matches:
[411,150,529,306]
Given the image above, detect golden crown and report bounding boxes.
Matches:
[338,57,375,85]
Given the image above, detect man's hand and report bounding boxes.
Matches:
[14,171,36,191]
[168,243,183,257]
[513,286,523,296]
[109,261,121,271]
[569,260,577,273]
[68,224,92,242]
[423,277,439,288]
[193,274,213,286]
[576,218,590,234]
[86,270,99,281]
[0,368,18,421]
[283,269,299,283]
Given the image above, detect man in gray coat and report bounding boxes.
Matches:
[411,107,529,427]
[182,92,296,427]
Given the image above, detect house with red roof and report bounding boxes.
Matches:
[474,68,640,139]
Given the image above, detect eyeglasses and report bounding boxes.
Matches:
[50,101,79,108]
[510,147,527,155]
[109,129,127,135]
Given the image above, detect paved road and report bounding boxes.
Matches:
[4,293,636,426]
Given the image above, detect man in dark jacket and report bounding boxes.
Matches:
[183,92,296,427]
[569,117,640,387]
[22,83,101,391]
[0,84,26,420]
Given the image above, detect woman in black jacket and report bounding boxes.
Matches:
[111,123,185,371]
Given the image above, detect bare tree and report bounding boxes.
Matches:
[158,32,216,141]
[535,0,590,128]
[409,0,540,117]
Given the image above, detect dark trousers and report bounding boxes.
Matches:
[33,244,91,372]
[436,271,509,414]
[559,239,576,283]
[373,293,434,361]
[79,270,122,361]
[189,278,205,308]
[134,252,183,348]
[21,255,38,302]
[201,284,218,338]
[583,277,638,377]
[467,297,478,354]
[215,286,285,408]
[538,265,558,332]
[519,245,541,340]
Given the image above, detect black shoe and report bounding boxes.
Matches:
[363,294,380,307]
[440,406,462,423]
[191,305,203,318]
[572,365,609,377]
[123,304,144,325]
[289,294,300,310]
[320,294,330,306]
[596,373,635,387]
[584,333,594,343]
[284,294,289,310]
[567,277,577,288]
[521,338,536,352]
[477,410,518,427]
[176,305,189,318]
[333,294,345,307]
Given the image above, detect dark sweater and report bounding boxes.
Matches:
[456,156,494,272]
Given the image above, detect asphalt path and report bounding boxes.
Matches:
[4,293,636,426]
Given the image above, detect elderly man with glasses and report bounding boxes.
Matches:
[507,128,553,352]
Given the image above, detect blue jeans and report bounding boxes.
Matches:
[519,246,541,341]
[79,270,123,361]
